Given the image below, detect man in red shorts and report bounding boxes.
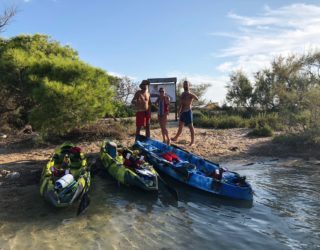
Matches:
[131,80,151,139]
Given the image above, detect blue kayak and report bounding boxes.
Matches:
[134,136,253,201]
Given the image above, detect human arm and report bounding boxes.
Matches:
[148,94,152,113]
[155,97,159,107]
[165,96,170,115]
[177,102,182,114]
[191,92,199,101]
[131,91,139,105]
[131,92,138,105]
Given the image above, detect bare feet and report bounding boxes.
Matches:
[167,139,171,145]
[171,137,177,142]
[189,142,195,147]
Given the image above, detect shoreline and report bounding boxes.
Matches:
[1,125,319,188]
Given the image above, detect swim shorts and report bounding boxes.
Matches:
[136,111,151,127]
[179,110,193,125]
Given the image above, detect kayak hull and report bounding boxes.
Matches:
[39,143,91,208]
[100,140,158,192]
[134,136,253,201]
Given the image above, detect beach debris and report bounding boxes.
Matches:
[242,162,255,166]
[0,133,7,139]
[6,172,21,179]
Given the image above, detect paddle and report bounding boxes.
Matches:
[77,187,90,216]
[76,167,91,216]
[156,171,179,201]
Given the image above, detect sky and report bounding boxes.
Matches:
[2,0,320,103]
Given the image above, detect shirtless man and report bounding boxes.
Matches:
[131,80,151,139]
[171,80,198,146]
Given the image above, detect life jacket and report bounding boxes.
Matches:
[161,152,180,162]
[51,167,67,177]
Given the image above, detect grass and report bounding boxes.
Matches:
[273,129,320,147]
[194,115,247,129]
[193,111,281,138]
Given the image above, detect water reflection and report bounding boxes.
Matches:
[0,159,319,249]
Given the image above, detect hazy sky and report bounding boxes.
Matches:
[2,0,320,103]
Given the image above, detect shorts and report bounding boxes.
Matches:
[136,111,151,127]
[179,110,193,126]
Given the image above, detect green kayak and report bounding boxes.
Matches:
[100,140,158,191]
[40,142,91,208]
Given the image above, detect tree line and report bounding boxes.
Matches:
[226,53,320,136]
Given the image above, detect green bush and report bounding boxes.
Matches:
[113,102,135,118]
[248,113,281,130]
[216,115,247,129]
[193,116,216,128]
[273,129,320,146]
[0,34,115,136]
[194,114,246,129]
[248,124,273,137]
[192,110,204,119]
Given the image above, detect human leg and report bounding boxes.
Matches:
[162,115,170,144]
[135,126,142,140]
[135,111,144,140]
[158,116,166,142]
[183,110,194,146]
[188,124,195,146]
[171,121,184,141]
[145,111,151,138]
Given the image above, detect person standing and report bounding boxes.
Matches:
[131,80,151,139]
[155,87,170,144]
[171,80,198,146]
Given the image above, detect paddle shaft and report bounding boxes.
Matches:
[156,172,178,200]
[77,167,91,216]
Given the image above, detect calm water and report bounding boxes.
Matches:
[0,158,319,250]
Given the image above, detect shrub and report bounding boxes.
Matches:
[248,113,281,130]
[113,102,135,118]
[248,124,273,137]
[0,35,115,136]
[273,129,320,146]
[216,115,247,129]
[192,110,204,119]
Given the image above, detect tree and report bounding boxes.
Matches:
[114,76,138,104]
[0,6,17,33]
[226,70,253,108]
[0,34,114,136]
[227,52,320,134]
[252,69,277,111]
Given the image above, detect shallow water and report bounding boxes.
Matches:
[0,158,319,250]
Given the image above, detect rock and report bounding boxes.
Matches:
[22,125,33,134]
[0,134,7,139]
[6,172,21,179]
[229,146,239,151]
[1,170,10,175]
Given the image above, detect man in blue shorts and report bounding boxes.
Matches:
[171,80,198,146]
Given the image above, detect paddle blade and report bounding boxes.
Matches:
[77,193,90,216]
[166,185,179,200]
[158,175,179,201]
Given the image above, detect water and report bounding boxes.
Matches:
[0,158,319,250]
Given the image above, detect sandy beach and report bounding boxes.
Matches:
[1,118,319,187]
